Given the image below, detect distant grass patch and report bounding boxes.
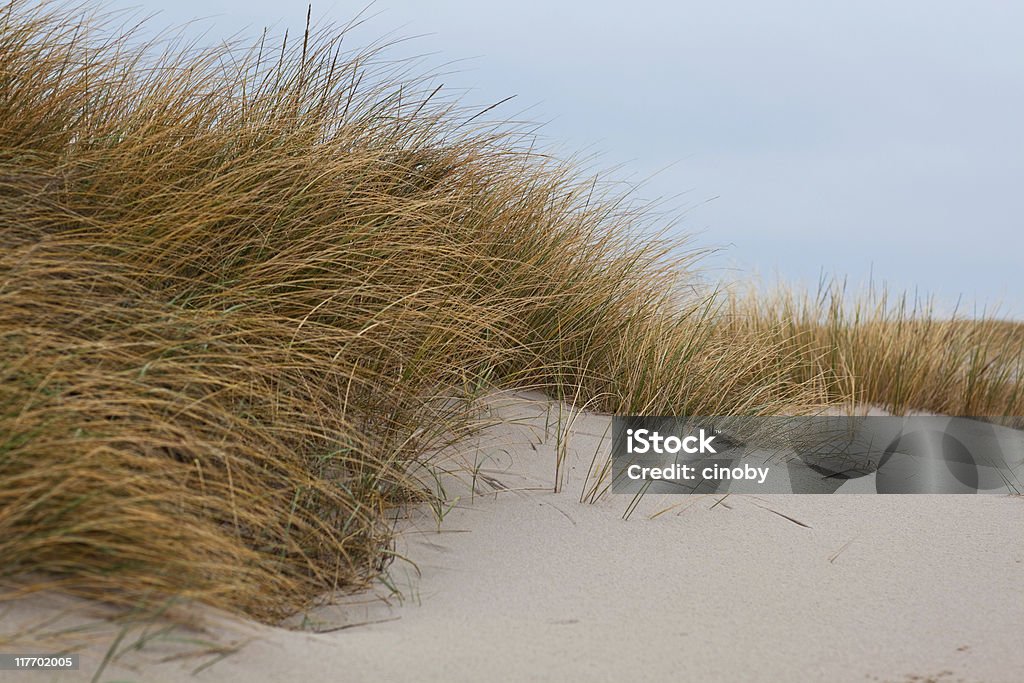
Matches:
[728,280,1024,421]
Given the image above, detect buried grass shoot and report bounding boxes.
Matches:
[0,1,1021,624]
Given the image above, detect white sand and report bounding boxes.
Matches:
[3,391,1022,682]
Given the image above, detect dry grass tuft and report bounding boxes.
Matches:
[0,2,824,621]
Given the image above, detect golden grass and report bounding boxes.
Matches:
[0,2,825,622]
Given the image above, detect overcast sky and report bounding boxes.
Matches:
[82,1,1024,317]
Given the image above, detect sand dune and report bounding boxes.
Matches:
[3,392,1022,682]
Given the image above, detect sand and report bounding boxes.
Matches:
[2,391,1022,682]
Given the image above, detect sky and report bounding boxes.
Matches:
[56,1,1024,317]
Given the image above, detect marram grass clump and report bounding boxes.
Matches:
[0,2,821,622]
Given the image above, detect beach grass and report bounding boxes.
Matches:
[728,280,1024,421]
[0,1,1020,625]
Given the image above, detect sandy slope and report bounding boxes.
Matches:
[3,391,1022,682]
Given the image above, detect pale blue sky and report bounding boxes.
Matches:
[64,1,1024,317]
